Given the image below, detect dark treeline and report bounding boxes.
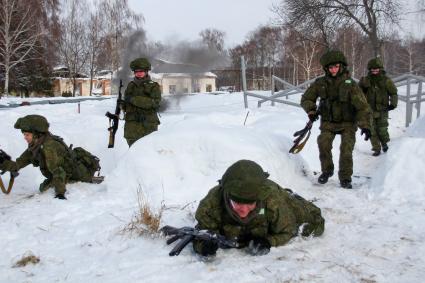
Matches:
[1,0,424,96]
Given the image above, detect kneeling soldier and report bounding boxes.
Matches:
[0,115,101,199]
[193,160,325,257]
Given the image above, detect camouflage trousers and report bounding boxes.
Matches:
[124,120,158,146]
[39,164,93,194]
[370,111,389,151]
[317,124,356,182]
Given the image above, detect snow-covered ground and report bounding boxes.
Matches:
[0,92,424,282]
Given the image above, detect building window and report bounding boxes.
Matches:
[206,84,212,92]
[169,85,176,94]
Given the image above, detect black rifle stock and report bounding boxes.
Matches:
[106,79,124,148]
[0,149,19,194]
[160,225,239,256]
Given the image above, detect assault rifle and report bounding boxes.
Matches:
[105,79,124,148]
[160,225,239,256]
[289,107,321,154]
[0,149,19,194]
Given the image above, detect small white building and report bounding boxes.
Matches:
[150,72,217,95]
[150,59,217,95]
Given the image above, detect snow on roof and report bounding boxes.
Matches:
[150,72,217,80]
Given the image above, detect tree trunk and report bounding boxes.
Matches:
[4,67,10,97]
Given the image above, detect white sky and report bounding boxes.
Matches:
[128,0,278,47]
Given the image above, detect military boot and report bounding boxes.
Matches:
[382,143,389,152]
[372,150,381,156]
[318,172,333,184]
[340,180,352,189]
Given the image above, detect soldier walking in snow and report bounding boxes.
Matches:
[301,50,371,189]
[122,58,162,146]
[192,160,325,257]
[0,115,101,199]
[359,58,398,156]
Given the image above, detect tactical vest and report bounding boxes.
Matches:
[361,75,389,112]
[315,76,357,123]
[124,79,159,123]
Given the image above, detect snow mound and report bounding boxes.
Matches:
[369,136,425,203]
[106,115,308,207]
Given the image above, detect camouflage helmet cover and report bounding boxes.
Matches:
[320,50,348,67]
[130,58,151,71]
[14,114,49,133]
[367,58,384,70]
[221,160,270,203]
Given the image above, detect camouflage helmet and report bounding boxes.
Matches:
[130,58,151,71]
[320,50,347,67]
[221,160,270,203]
[367,58,384,70]
[14,115,49,133]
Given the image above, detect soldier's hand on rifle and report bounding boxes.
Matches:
[247,237,271,256]
[387,104,396,111]
[308,110,319,122]
[0,150,11,166]
[193,239,218,257]
[361,128,371,141]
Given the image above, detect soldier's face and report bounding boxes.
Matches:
[230,200,257,219]
[23,132,33,144]
[328,64,341,77]
[370,68,380,75]
[134,70,146,78]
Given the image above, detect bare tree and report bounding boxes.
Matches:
[58,0,89,97]
[87,2,107,96]
[0,0,41,97]
[272,0,345,47]
[284,29,322,81]
[199,28,226,52]
[276,0,401,57]
[101,0,143,71]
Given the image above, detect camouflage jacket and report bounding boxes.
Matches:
[1,134,77,194]
[124,76,161,125]
[301,72,371,129]
[195,180,325,247]
[359,72,398,112]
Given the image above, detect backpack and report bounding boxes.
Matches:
[72,147,101,176]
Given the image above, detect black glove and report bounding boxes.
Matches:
[193,239,218,257]
[55,194,67,200]
[387,104,396,111]
[247,237,271,256]
[308,111,318,122]
[361,128,371,141]
[0,150,11,165]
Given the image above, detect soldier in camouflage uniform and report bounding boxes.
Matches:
[193,160,325,257]
[359,58,398,156]
[0,115,98,199]
[301,50,371,189]
[122,58,162,146]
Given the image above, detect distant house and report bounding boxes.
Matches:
[150,59,217,95]
[51,67,112,96]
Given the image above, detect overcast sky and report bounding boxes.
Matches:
[128,0,278,47]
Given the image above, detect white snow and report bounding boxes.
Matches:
[0,92,424,282]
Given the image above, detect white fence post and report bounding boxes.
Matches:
[241,56,248,109]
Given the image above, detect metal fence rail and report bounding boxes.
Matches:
[241,56,425,127]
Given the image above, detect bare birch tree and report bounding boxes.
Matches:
[0,0,41,97]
